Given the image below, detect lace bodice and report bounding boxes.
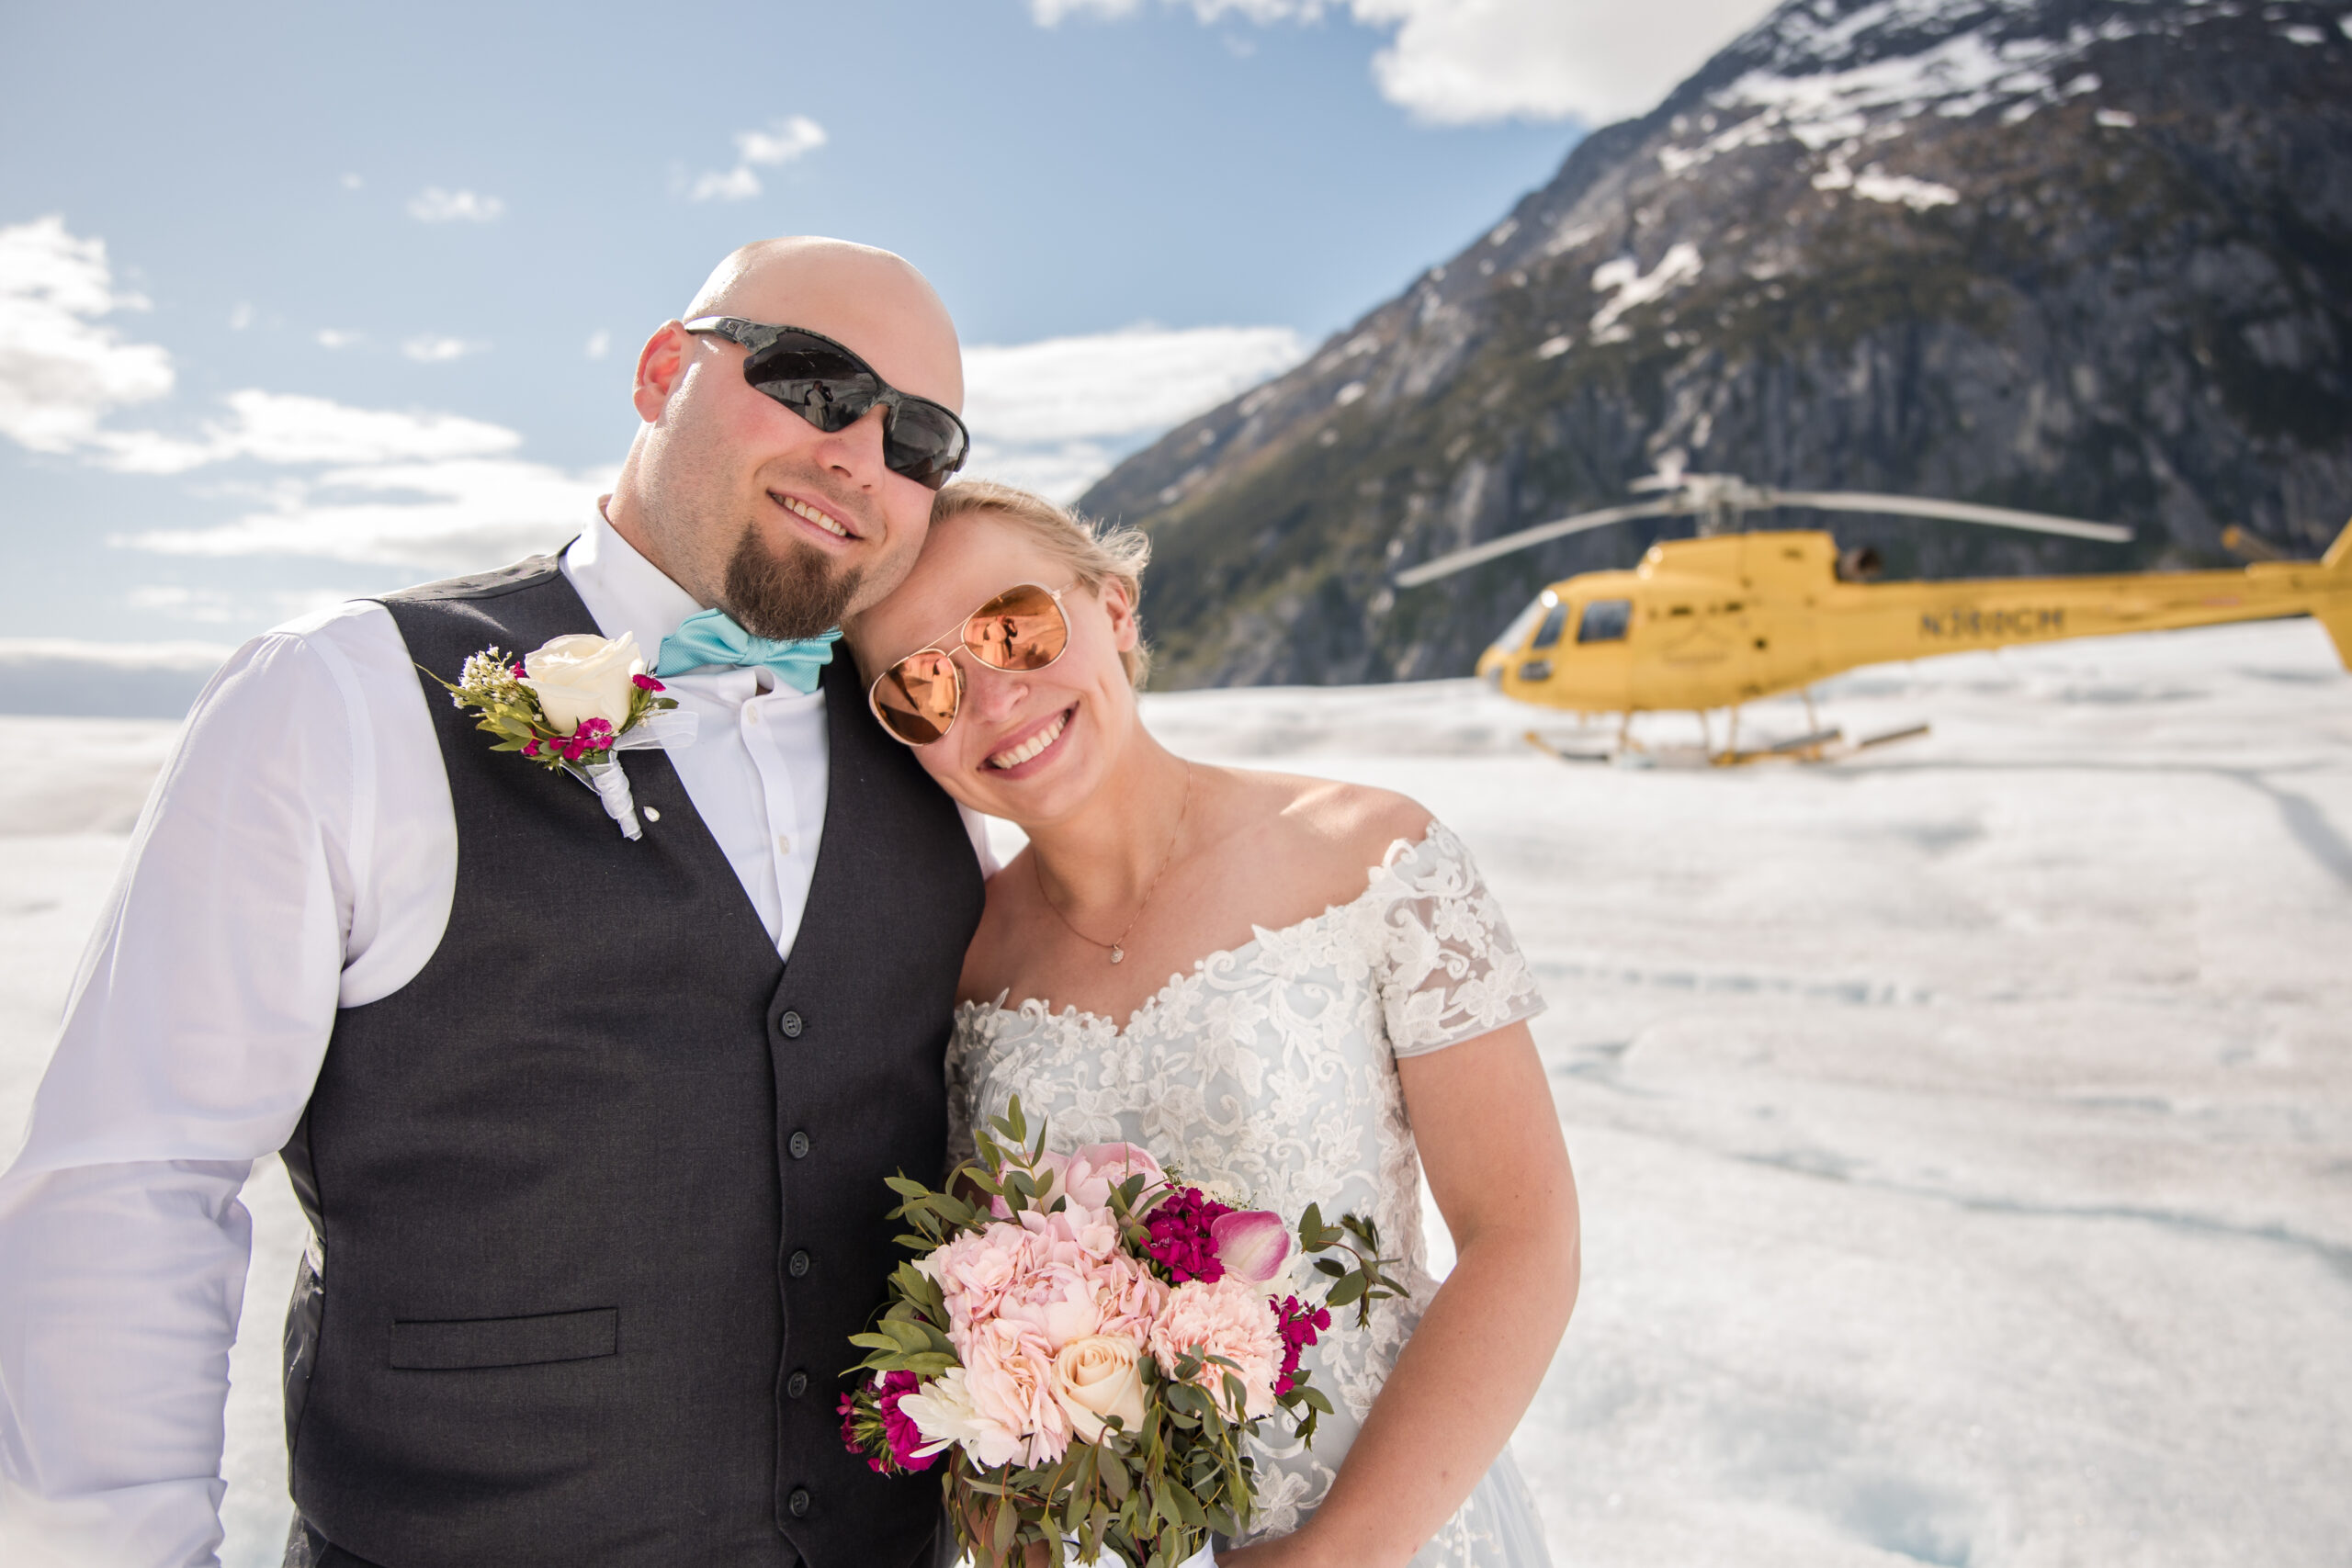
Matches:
[947,821,1547,1561]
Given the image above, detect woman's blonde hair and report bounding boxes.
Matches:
[928,479,1154,687]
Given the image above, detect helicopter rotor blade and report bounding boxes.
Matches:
[1391,498,1685,588]
[1765,491,2132,543]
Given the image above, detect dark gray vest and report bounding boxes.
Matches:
[279,557,981,1567]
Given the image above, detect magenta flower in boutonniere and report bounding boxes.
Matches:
[431,633,694,840]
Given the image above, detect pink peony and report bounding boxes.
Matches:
[1148,1277,1283,1420]
[1060,1143,1166,1210]
[961,1317,1072,1467]
[918,1215,1170,1464]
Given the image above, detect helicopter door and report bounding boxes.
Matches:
[1518,593,1572,680]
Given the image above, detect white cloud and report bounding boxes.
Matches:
[315,327,362,349]
[339,172,364,191]
[689,116,827,202]
[0,636,233,669]
[0,215,175,455]
[401,334,487,363]
[123,456,616,570]
[406,186,505,223]
[2,217,600,575]
[1033,0,1779,124]
[960,322,1306,500]
[92,388,520,476]
[585,329,612,360]
[690,165,763,203]
[126,584,245,623]
[228,302,254,331]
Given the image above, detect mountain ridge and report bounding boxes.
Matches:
[1077,0,2352,689]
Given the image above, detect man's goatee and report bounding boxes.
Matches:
[722,524,864,642]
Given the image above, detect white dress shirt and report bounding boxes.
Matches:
[0,511,992,1567]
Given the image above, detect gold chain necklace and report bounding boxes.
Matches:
[1035,762,1193,965]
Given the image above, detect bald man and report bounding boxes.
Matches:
[0,241,987,1568]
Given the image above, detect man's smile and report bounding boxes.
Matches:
[771,489,860,543]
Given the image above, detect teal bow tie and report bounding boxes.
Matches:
[655,610,841,694]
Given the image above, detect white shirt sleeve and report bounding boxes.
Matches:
[0,604,449,1568]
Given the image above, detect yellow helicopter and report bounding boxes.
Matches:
[1393,467,2352,764]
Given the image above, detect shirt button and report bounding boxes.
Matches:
[788,1248,811,1278]
[775,833,792,855]
[786,1369,809,1398]
[745,706,763,726]
[778,1010,803,1039]
[787,1486,811,1517]
[789,1130,811,1159]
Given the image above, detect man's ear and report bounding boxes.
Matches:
[632,321,692,423]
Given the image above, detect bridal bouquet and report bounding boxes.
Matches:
[839,1100,1405,1568]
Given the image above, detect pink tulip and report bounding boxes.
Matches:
[1209,1209,1292,1285]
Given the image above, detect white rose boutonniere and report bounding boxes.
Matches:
[430,633,695,840]
[519,632,645,736]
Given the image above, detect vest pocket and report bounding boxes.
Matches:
[388,1307,617,1370]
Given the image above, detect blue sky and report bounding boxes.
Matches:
[1,0,1775,657]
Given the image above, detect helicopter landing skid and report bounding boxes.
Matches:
[1522,719,1931,769]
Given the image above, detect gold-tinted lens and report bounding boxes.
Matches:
[965,583,1069,672]
[870,649,961,745]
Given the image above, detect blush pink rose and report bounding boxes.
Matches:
[1147,1277,1283,1420]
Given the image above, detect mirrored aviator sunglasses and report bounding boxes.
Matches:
[867,583,1072,746]
[682,316,971,490]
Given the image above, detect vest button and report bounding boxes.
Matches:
[788,1248,811,1278]
[787,1485,811,1517]
[786,1369,809,1398]
[778,1010,804,1039]
[789,1130,811,1159]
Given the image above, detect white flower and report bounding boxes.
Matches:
[897,1365,1027,1470]
[519,632,644,736]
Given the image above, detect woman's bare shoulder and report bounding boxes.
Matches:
[1216,767,1435,888]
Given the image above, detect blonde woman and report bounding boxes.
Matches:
[845,480,1579,1568]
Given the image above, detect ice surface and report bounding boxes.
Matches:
[5,620,2348,1566]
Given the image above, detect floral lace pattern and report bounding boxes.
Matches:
[947,821,1550,1567]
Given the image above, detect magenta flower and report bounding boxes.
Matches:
[631,672,665,692]
[875,1370,936,1473]
[1144,1186,1233,1284]
[1209,1209,1293,1285]
[1272,1294,1331,1397]
[523,739,542,758]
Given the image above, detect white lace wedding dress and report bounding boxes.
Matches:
[947,821,1554,1567]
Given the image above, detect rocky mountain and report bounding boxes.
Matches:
[1077,0,2352,689]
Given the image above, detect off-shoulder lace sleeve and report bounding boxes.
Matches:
[1363,821,1544,1057]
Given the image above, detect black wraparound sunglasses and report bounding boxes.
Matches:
[682,315,971,490]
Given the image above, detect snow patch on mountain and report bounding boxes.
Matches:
[1590,243,1706,343]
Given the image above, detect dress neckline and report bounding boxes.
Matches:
[957,820,1444,1038]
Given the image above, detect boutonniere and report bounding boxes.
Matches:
[432,633,697,840]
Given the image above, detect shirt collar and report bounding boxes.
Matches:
[562,499,706,662]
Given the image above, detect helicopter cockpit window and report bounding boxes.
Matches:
[1531,600,1572,649]
[1577,599,1632,643]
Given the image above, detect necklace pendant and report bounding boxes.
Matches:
[1109,944,1125,964]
